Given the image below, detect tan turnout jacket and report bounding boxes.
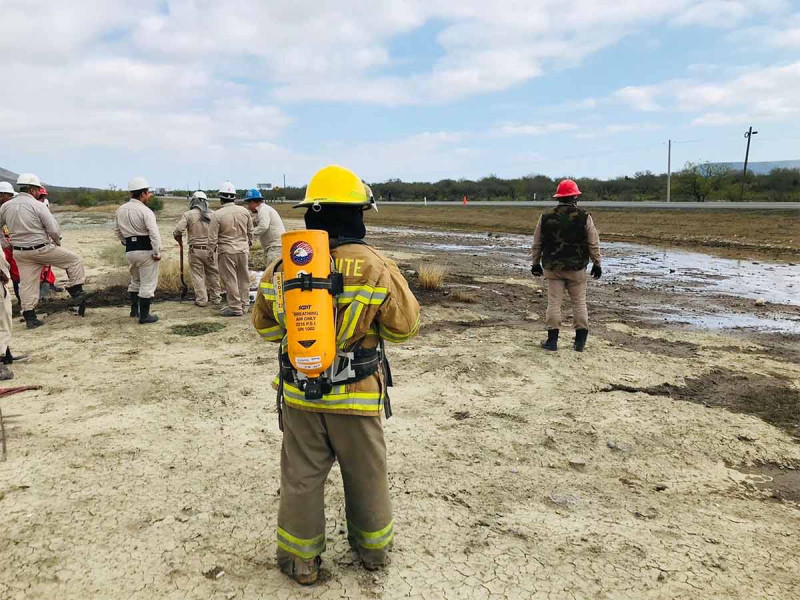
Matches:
[253,241,420,416]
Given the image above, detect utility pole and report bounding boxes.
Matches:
[740,126,758,201]
[283,173,286,189]
[667,139,672,203]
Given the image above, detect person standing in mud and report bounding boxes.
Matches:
[530,179,602,351]
[173,191,222,307]
[252,165,420,585]
[244,188,285,266]
[114,177,161,324]
[208,182,252,317]
[0,173,87,329]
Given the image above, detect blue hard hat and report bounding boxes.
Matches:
[245,188,263,201]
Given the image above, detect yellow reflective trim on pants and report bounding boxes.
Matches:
[347,519,394,550]
[379,315,420,343]
[277,527,325,559]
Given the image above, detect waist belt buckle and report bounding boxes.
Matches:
[331,351,356,384]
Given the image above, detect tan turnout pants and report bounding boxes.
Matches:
[277,406,393,568]
[544,268,589,330]
[16,244,85,311]
[0,281,12,355]
[126,250,159,299]
[188,248,221,306]
[217,251,249,315]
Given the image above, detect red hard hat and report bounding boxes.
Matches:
[39,186,48,196]
[553,179,581,198]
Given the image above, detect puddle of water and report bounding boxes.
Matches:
[373,226,799,307]
[659,311,800,334]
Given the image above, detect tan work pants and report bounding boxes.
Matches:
[0,281,12,355]
[544,268,589,330]
[16,244,85,311]
[126,250,159,299]
[277,406,393,568]
[217,252,249,315]
[188,248,221,306]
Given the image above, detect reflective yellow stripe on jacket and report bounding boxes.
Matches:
[275,377,384,414]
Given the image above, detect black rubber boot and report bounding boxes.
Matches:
[23,310,44,329]
[541,329,559,351]
[67,284,87,316]
[138,298,158,324]
[129,292,140,318]
[574,329,589,352]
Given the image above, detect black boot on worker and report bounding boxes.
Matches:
[22,310,44,329]
[129,292,140,318]
[541,329,559,351]
[278,555,321,586]
[67,284,87,316]
[2,348,30,364]
[574,328,589,352]
[138,298,158,324]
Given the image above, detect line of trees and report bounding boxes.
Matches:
[253,163,800,203]
[45,162,800,207]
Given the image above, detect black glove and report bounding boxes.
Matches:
[531,264,543,277]
[591,264,602,279]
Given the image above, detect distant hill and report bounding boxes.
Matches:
[0,166,18,185]
[712,160,800,175]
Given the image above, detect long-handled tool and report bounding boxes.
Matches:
[178,239,188,300]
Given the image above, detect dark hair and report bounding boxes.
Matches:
[20,185,38,194]
[132,188,149,199]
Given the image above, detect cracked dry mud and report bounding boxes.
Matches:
[1,211,799,599]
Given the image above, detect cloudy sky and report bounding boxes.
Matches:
[2,0,800,189]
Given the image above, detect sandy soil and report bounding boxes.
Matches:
[1,203,799,599]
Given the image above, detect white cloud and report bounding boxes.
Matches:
[672,0,788,27]
[492,122,579,137]
[613,61,800,126]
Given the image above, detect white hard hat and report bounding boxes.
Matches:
[128,176,149,192]
[17,173,41,187]
[191,190,208,200]
[219,181,236,195]
[0,181,15,194]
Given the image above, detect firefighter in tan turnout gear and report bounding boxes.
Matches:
[209,182,253,316]
[114,177,162,324]
[0,173,87,328]
[173,191,222,307]
[252,165,420,585]
[531,179,602,351]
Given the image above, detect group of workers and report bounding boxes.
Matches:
[0,164,600,585]
[114,177,286,323]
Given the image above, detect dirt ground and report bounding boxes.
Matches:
[1,200,799,599]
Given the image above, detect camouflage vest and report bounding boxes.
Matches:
[540,204,590,271]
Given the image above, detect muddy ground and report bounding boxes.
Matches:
[1,201,799,599]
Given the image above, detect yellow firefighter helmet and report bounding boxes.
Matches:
[294,165,375,209]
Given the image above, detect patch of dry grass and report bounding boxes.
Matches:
[450,289,478,303]
[158,259,192,293]
[417,264,446,290]
[98,243,129,267]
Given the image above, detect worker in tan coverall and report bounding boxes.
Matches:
[114,177,162,324]
[252,165,420,585]
[208,181,253,317]
[0,250,31,380]
[244,188,285,265]
[0,173,87,329]
[173,191,222,307]
[530,179,602,352]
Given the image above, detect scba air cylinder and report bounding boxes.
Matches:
[281,229,336,379]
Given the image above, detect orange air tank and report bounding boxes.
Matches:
[280,229,336,378]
